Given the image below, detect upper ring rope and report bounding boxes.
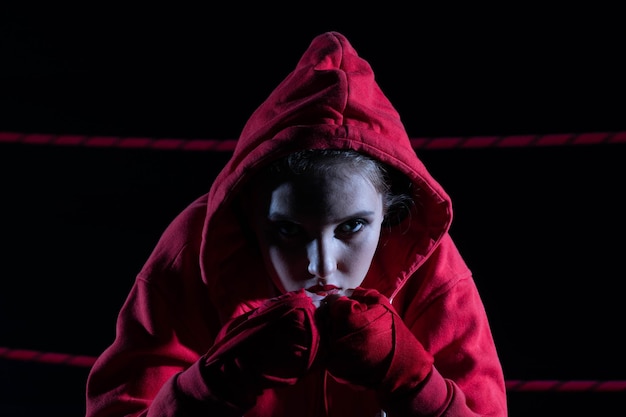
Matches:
[1,131,625,151]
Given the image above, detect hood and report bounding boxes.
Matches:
[200,32,452,317]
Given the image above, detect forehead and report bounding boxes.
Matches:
[266,170,382,219]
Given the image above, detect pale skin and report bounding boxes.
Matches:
[249,167,385,307]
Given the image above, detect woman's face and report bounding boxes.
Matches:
[250,168,384,304]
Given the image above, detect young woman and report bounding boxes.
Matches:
[86,31,507,417]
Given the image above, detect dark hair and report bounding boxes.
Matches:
[260,149,414,227]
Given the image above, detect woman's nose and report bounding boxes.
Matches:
[307,237,337,278]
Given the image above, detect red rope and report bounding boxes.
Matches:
[1,131,625,150]
[505,379,626,392]
[2,346,625,392]
[0,346,96,368]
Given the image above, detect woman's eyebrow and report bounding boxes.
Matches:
[341,210,376,219]
[267,210,375,222]
[267,212,297,222]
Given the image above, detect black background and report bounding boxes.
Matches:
[1,5,625,416]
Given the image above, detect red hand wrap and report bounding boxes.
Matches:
[322,287,433,396]
[200,289,320,410]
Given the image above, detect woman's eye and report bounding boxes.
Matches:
[337,220,364,235]
[276,222,301,237]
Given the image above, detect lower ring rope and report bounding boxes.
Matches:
[2,346,625,392]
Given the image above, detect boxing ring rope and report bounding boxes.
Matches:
[1,130,626,150]
[2,129,625,394]
[3,346,626,393]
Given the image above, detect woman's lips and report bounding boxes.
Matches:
[306,284,339,296]
[304,286,355,308]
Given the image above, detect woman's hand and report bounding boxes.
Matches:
[197,289,320,411]
[317,287,433,396]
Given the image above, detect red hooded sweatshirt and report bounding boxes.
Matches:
[85,31,507,417]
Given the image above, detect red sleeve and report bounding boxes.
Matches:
[86,196,222,417]
[395,237,508,416]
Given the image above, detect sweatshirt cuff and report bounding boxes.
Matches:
[383,367,452,416]
[154,360,248,417]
